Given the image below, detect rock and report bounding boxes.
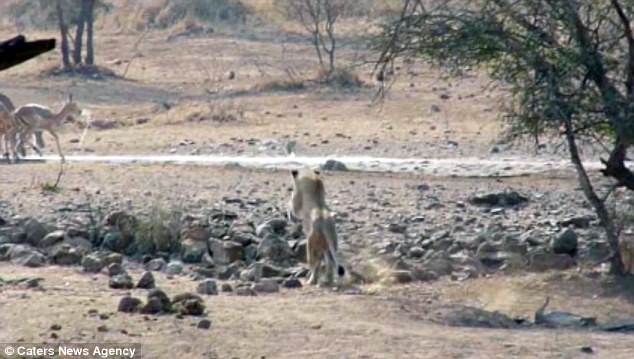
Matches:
[49,243,82,265]
[387,223,407,234]
[282,277,302,288]
[243,243,258,262]
[582,240,611,264]
[253,261,288,280]
[136,271,155,289]
[252,278,279,293]
[165,261,184,275]
[409,247,425,258]
[552,229,578,257]
[181,225,210,243]
[217,261,245,280]
[109,274,134,289]
[197,319,211,329]
[103,252,123,266]
[221,283,233,292]
[255,219,286,237]
[527,249,576,272]
[22,218,49,247]
[7,244,40,261]
[256,234,292,261]
[558,215,594,229]
[180,238,206,264]
[321,159,348,171]
[81,254,104,273]
[140,297,164,314]
[235,285,257,296]
[107,262,126,277]
[117,296,142,313]
[172,292,205,316]
[196,279,218,295]
[148,288,173,313]
[207,239,243,265]
[411,267,439,281]
[422,258,453,277]
[145,257,167,271]
[39,230,67,248]
[19,252,47,267]
[101,211,138,252]
[468,191,529,207]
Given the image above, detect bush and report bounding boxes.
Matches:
[140,0,249,29]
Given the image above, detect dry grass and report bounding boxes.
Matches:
[0,264,633,358]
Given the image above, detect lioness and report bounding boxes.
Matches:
[288,167,345,285]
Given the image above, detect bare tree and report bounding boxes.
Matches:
[57,0,72,72]
[282,0,347,75]
[73,0,88,65]
[85,0,96,65]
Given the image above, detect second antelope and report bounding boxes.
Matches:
[13,94,83,164]
[0,92,45,162]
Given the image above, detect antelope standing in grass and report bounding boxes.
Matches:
[13,94,83,164]
[0,92,45,162]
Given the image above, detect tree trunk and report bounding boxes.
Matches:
[73,0,88,66]
[563,114,625,275]
[57,0,72,71]
[85,0,95,65]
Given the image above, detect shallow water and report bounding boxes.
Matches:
[13,154,627,177]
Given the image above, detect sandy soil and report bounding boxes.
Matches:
[0,4,632,358]
[1,264,633,359]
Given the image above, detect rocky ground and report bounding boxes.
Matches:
[0,4,634,357]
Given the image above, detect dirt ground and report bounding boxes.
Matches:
[0,2,633,358]
[1,264,633,359]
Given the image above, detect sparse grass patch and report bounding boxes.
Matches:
[133,206,183,256]
[184,100,245,124]
[40,181,61,193]
[315,67,364,89]
[251,77,306,93]
[122,0,249,31]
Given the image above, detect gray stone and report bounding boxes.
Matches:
[196,279,218,295]
[197,319,212,329]
[117,296,142,313]
[39,230,67,248]
[19,252,47,267]
[22,218,49,247]
[145,257,167,271]
[109,274,134,289]
[321,159,348,171]
[253,261,288,281]
[81,254,104,273]
[165,261,184,275]
[252,278,279,293]
[136,271,156,289]
[149,288,173,312]
[49,244,82,265]
[107,262,126,277]
[207,239,244,265]
[528,249,576,272]
[552,229,578,257]
[282,277,302,288]
[257,234,292,261]
[180,238,206,264]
